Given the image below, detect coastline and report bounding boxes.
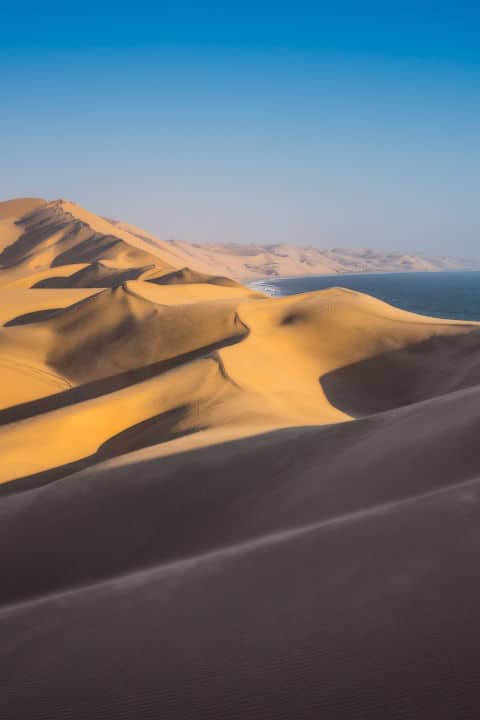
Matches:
[248,267,480,297]
[247,266,480,287]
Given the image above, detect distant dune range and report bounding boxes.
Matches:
[3,197,480,718]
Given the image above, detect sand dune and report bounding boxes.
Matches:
[0,200,171,288]
[1,284,477,483]
[3,197,480,718]
[149,265,244,287]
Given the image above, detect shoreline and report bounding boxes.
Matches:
[247,267,480,287]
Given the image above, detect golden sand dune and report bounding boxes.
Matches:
[149,265,244,287]
[3,197,480,719]
[1,282,478,484]
[0,199,173,288]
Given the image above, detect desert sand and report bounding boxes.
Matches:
[3,197,480,718]
[113,220,480,280]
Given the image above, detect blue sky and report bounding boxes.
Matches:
[1,2,480,255]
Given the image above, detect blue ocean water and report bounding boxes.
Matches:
[250,271,480,322]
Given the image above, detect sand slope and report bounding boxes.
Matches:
[2,197,480,718]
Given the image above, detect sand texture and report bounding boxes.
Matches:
[2,197,480,718]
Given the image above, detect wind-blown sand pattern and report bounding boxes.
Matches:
[3,197,480,718]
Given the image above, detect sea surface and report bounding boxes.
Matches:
[250,271,480,322]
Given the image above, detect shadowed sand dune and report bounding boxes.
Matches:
[150,265,244,287]
[3,197,480,718]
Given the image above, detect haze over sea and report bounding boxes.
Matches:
[251,271,480,321]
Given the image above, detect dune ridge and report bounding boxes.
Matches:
[2,197,480,718]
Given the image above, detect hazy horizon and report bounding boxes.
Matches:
[2,2,480,256]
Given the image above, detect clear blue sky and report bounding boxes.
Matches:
[2,1,480,255]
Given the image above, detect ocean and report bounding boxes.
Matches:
[250,270,480,322]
